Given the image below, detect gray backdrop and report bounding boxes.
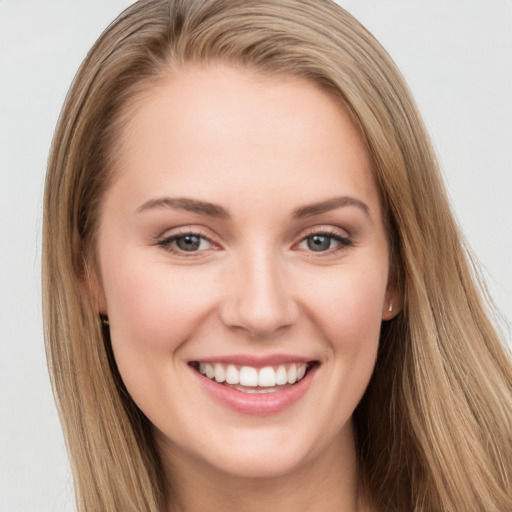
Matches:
[1,1,510,510]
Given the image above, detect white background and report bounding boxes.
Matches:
[1,1,510,510]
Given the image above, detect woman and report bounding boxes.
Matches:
[42,0,512,511]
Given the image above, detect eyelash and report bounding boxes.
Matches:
[155,229,353,257]
[296,229,354,256]
[156,230,217,257]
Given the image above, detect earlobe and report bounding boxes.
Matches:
[382,298,396,320]
[382,268,402,321]
[382,293,402,321]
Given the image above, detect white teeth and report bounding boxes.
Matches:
[214,363,226,383]
[205,363,215,379]
[240,366,258,386]
[197,362,311,388]
[225,364,239,384]
[287,364,297,384]
[258,366,276,387]
[276,365,288,385]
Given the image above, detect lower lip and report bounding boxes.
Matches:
[193,366,317,416]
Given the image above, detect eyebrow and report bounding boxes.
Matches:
[136,197,229,219]
[292,196,370,219]
[135,195,370,220]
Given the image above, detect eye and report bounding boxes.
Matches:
[296,231,353,253]
[306,234,334,252]
[157,232,215,254]
[175,234,208,251]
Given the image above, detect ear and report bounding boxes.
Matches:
[382,266,402,321]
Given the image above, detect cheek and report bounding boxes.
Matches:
[302,261,387,356]
[102,257,221,413]
[102,255,217,356]
[288,262,387,450]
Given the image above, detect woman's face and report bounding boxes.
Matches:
[91,66,398,479]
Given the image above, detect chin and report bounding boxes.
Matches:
[201,445,311,480]
[196,421,344,481]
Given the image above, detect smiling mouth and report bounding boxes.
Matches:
[189,361,318,394]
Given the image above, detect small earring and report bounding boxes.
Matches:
[388,301,393,313]
[100,315,110,326]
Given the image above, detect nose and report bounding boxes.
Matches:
[219,247,299,338]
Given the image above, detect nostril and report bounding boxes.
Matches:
[219,299,299,338]
[218,262,299,337]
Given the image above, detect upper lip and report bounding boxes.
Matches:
[189,354,317,368]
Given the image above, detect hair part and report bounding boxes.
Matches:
[43,1,512,511]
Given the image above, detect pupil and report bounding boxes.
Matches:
[177,235,201,251]
[307,235,331,251]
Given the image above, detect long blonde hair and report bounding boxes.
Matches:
[42,1,512,510]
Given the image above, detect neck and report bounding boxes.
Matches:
[158,423,371,512]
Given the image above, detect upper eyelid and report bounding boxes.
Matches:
[156,225,217,241]
[297,225,352,240]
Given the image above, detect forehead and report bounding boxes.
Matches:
[104,65,380,218]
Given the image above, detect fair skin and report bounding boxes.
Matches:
[90,66,399,512]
